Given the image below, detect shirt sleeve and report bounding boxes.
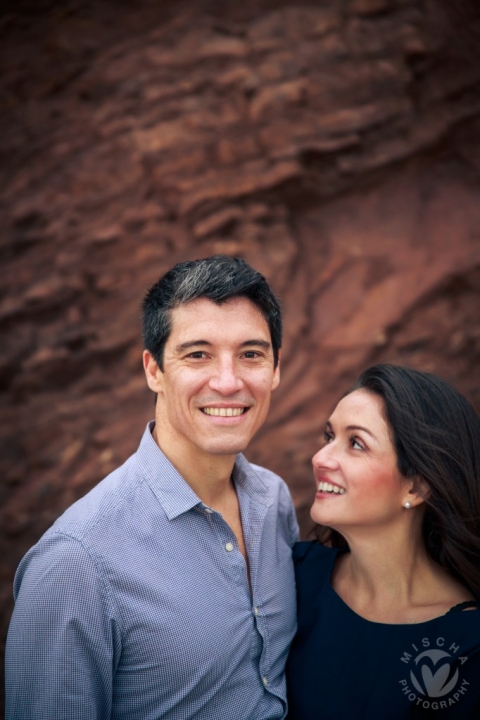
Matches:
[5,532,121,720]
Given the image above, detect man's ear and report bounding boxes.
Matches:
[403,475,431,509]
[143,350,164,394]
[272,350,281,391]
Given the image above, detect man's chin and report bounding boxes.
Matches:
[205,443,247,457]
[201,436,251,457]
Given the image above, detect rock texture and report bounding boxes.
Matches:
[1,0,480,698]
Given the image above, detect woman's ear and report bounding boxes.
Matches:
[403,475,431,509]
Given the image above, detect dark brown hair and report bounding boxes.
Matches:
[143,255,281,370]
[315,364,480,599]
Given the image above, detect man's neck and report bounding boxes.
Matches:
[152,423,237,507]
[152,421,249,565]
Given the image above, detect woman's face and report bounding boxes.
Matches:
[310,389,411,532]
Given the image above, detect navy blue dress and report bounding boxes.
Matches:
[287,542,480,719]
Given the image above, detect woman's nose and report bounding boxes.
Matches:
[312,443,339,470]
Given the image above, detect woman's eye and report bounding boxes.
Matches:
[323,430,333,443]
[350,436,364,450]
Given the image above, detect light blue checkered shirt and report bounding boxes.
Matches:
[6,422,298,720]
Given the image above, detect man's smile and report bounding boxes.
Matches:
[201,407,248,417]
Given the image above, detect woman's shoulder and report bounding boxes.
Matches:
[440,599,480,633]
[447,600,480,614]
[292,541,339,589]
[293,540,338,563]
[292,542,342,631]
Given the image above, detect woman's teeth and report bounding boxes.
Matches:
[318,481,345,495]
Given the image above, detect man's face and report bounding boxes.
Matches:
[144,297,280,466]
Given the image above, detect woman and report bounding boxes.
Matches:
[287,364,480,719]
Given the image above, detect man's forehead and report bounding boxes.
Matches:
[167,297,271,344]
[170,296,267,324]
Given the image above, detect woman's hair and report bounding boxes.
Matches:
[315,363,480,599]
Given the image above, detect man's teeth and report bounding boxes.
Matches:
[318,481,345,495]
[202,407,246,417]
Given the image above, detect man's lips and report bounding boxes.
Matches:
[201,407,248,417]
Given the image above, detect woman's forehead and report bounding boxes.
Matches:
[330,390,390,435]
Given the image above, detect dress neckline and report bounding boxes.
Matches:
[325,549,478,627]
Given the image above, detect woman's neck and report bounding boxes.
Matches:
[332,524,473,624]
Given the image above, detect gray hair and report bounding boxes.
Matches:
[142,255,282,369]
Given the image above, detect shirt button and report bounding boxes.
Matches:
[263,677,268,686]
[204,507,213,514]
[225,542,234,552]
[254,606,259,616]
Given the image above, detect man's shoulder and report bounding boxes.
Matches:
[248,462,285,486]
[244,460,293,502]
[244,460,298,538]
[45,451,146,545]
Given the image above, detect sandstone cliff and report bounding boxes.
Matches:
[1,0,480,694]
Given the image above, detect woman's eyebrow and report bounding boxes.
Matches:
[346,424,377,439]
[326,419,377,440]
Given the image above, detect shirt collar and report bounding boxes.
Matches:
[137,422,273,520]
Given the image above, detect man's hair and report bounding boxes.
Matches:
[142,255,282,369]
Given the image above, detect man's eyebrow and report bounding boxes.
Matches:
[240,339,271,350]
[175,340,211,353]
[175,339,272,353]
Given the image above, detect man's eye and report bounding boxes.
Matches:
[243,351,260,359]
[188,352,206,359]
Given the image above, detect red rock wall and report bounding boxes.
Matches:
[1,0,480,697]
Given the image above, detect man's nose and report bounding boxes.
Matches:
[208,358,244,395]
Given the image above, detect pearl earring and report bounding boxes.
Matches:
[403,501,412,509]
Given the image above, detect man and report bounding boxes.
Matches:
[6,255,298,719]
